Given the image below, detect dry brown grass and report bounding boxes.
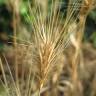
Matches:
[0,0,96,96]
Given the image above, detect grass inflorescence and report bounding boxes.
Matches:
[0,0,96,96]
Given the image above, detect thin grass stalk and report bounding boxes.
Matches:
[10,0,21,95]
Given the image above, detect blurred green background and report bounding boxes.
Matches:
[0,0,96,49]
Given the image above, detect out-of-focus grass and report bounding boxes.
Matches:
[0,84,7,96]
[0,0,96,96]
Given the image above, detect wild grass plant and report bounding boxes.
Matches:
[0,0,96,96]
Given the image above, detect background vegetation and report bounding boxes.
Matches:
[0,0,96,96]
